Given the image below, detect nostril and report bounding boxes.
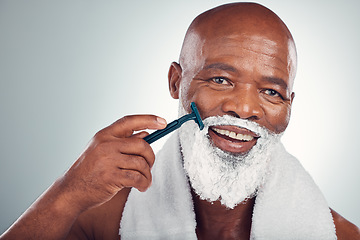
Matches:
[247,115,260,121]
[225,111,259,121]
[226,111,240,119]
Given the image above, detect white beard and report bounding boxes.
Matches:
[178,104,282,209]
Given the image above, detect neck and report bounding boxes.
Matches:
[191,188,255,240]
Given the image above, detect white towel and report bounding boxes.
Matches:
[120,133,336,239]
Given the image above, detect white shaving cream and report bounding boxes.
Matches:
[178,104,282,208]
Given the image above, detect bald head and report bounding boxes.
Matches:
[179,2,297,88]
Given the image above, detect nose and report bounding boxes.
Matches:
[221,87,264,120]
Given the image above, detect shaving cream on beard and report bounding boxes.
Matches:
[178,104,282,209]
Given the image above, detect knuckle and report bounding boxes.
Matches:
[135,157,149,171]
[93,130,108,142]
[138,138,152,153]
[125,138,147,152]
[121,115,132,123]
[125,170,142,183]
[134,140,155,165]
[95,129,105,137]
[119,137,133,147]
[135,138,147,150]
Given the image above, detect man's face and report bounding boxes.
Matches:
[175,31,295,154]
[169,3,297,207]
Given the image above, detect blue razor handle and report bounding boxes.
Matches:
[144,102,204,144]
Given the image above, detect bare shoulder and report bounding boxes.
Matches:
[330,208,360,240]
[66,188,131,240]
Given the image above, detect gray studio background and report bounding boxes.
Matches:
[1,0,359,233]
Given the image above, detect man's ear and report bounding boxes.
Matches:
[168,62,182,99]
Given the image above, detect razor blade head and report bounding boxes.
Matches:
[190,102,204,130]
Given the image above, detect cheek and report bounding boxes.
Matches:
[264,103,292,133]
[181,83,223,117]
[179,79,193,112]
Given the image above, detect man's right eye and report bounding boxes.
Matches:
[210,77,230,85]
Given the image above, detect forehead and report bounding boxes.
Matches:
[196,33,292,82]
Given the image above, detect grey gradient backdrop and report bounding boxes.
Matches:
[1,0,359,233]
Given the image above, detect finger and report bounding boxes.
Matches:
[106,115,167,138]
[131,131,149,139]
[117,154,152,181]
[116,169,152,192]
[117,138,156,168]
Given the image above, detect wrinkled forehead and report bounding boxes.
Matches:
[202,33,288,58]
[180,31,296,89]
[181,28,296,83]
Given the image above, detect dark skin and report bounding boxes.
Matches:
[191,190,255,239]
[1,3,359,240]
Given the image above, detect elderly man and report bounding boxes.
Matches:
[1,2,359,240]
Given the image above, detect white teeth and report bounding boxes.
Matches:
[212,127,254,141]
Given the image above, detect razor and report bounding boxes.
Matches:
[144,102,204,144]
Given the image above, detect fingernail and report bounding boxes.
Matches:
[156,117,167,125]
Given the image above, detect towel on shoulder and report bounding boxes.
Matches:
[120,133,336,240]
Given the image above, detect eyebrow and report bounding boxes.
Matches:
[262,76,288,90]
[203,63,289,90]
[204,63,238,73]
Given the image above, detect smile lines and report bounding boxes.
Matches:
[212,127,255,141]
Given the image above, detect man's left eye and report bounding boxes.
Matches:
[211,77,229,85]
[264,89,281,97]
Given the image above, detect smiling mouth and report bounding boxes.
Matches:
[208,126,259,154]
[211,127,255,142]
